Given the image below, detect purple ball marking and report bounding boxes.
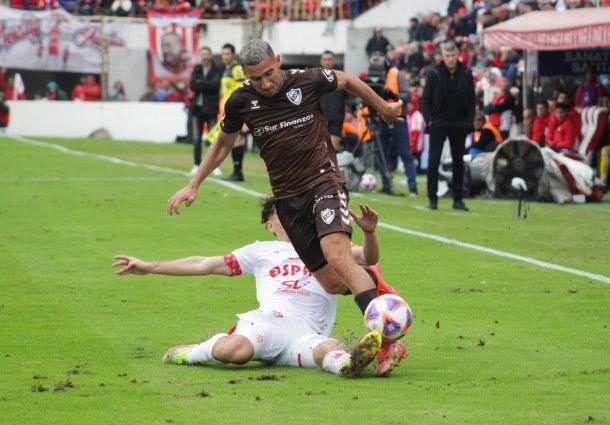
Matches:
[366,302,380,321]
[384,295,404,312]
[382,313,402,338]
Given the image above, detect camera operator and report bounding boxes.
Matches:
[367,54,418,196]
[421,41,475,211]
[319,51,347,151]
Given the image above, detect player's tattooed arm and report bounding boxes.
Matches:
[349,204,380,266]
[167,130,240,216]
[334,70,404,128]
[112,255,233,277]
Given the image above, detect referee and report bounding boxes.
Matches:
[319,51,347,151]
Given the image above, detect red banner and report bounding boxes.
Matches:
[147,9,201,83]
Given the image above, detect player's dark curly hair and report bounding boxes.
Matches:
[260,197,276,223]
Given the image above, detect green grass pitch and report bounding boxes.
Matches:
[1,136,609,424]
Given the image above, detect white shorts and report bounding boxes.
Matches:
[232,309,334,368]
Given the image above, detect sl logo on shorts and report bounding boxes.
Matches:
[321,208,335,225]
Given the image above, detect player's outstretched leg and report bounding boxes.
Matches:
[163,333,229,366]
[339,330,382,378]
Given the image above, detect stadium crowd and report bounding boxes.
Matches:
[348,0,610,194]
[6,0,381,19]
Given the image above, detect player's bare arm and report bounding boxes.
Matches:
[350,204,380,266]
[335,70,404,128]
[113,255,232,276]
[166,130,240,216]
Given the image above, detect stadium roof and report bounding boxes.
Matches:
[483,8,610,51]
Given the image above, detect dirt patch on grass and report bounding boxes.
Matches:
[54,380,75,392]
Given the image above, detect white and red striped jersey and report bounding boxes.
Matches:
[407,110,426,154]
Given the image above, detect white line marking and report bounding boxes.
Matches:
[8,135,610,285]
[1,176,185,183]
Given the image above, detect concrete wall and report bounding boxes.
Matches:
[353,0,449,29]
[261,20,351,56]
[7,101,187,143]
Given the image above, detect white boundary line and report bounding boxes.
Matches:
[8,135,610,285]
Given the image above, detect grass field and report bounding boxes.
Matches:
[1,135,609,424]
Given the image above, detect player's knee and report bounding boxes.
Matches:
[213,336,254,365]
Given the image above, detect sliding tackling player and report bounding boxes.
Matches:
[115,201,406,376]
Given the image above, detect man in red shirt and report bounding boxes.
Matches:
[548,103,577,151]
[82,75,101,101]
[528,101,549,146]
[71,77,86,101]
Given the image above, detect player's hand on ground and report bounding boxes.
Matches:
[113,255,150,275]
[381,100,405,128]
[167,185,197,216]
[350,204,378,234]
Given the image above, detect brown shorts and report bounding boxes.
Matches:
[275,180,353,272]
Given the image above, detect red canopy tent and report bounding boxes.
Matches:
[483,8,610,51]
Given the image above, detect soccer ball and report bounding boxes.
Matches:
[359,173,377,191]
[364,294,413,340]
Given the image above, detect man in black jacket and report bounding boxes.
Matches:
[365,27,390,58]
[189,46,223,175]
[421,41,475,211]
[319,51,347,150]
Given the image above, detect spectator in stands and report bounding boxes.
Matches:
[528,101,549,145]
[471,111,502,157]
[365,27,390,57]
[0,68,25,100]
[140,83,156,101]
[0,92,9,127]
[109,81,127,101]
[71,77,86,101]
[319,50,347,151]
[549,89,581,143]
[548,103,578,151]
[405,42,424,74]
[447,0,465,16]
[575,68,608,108]
[155,82,169,101]
[45,81,68,101]
[407,18,419,42]
[79,0,96,15]
[189,46,222,176]
[484,80,514,139]
[164,82,185,102]
[83,75,101,101]
[421,41,475,211]
[406,97,426,173]
[111,0,133,16]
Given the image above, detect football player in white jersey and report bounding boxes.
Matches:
[113,200,396,377]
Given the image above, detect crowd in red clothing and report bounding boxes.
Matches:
[70,76,101,101]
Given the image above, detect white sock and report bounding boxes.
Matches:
[187,333,228,364]
[322,350,351,375]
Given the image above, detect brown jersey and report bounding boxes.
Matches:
[220,68,345,199]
